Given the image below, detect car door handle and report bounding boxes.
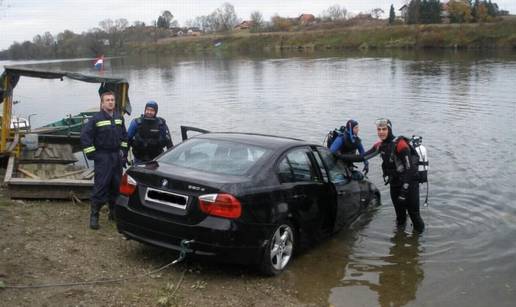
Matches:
[292,194,307,200]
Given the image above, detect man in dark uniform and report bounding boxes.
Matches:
[127,100,173,164]
[363,118,425,233]
[81,91,128,230]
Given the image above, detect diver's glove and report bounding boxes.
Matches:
[398,183,409,203]
[362,161,369,176]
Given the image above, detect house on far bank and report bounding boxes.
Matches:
[399,4,409,22]
[441,2,450,23]
[170,27,185,36]
[299,13,315,25]
[234,20,254,30]
[187,27,202,36]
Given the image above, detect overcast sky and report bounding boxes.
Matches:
[1,0,514,50]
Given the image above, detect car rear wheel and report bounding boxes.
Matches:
[260,222,295,276]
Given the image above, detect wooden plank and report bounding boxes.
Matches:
[43,147,55,158]
[7,177,94,186]
[6,131,20,152]
[51,146,59,158]
[4,155,15,183]
[34,147,44,158]
[8,184,92,199]
[49,169,88,179]
[17,167,41,179]
[79,169,95,180]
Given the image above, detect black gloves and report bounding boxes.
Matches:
[119,150,128,167]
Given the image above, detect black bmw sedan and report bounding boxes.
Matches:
[116,131,380,275]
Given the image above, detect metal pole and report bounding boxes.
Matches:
[1,74,13,154]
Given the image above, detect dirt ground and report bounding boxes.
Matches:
[0,187,312,307]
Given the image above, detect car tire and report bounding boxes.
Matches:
[259,222,296,276]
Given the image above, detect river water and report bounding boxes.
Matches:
[2,50,516,306]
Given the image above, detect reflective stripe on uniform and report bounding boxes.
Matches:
[96,120,111,127]
[121,142,128,148]
[83,146,96,154]
[115,119,123,125]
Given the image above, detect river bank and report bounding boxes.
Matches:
[0,194,309,306]
[129,18,516,56]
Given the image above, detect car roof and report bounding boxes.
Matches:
[194,132,309,150]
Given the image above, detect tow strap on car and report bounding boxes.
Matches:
[0,239,195,290]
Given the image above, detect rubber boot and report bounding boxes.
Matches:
[108,203,115,221]
[409,211,425,234]
[89,203,100,230]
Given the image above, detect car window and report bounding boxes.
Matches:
[277,148,321,183]
[316,148,351,184]
[158,138,270,176]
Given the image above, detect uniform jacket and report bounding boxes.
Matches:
[80,110,128,159]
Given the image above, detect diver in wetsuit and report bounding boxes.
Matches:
[329,119,369,179]
[362,118,425,233]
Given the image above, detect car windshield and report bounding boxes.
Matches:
[158,138,271,176]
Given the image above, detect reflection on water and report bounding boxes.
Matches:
[2,49,515,306]
[336,230,423,307]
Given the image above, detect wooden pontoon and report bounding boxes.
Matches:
[1,65,132,199]
[3,143,94,199]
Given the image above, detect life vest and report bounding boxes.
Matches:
[132,117,164,160]
[380,136,428,184]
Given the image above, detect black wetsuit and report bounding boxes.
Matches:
[364,136,425,233]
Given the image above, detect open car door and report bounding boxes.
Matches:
[180,126,210,141]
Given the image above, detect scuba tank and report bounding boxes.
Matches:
[411,135,428,183]
[411,135,429,206]
[324,126,346,148]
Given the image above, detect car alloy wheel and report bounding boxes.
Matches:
[261,222,295,275]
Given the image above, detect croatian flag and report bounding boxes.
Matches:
[93,56,104,70]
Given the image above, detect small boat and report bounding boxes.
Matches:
[31,110,96,136]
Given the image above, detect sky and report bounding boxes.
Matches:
[0,0,515,50]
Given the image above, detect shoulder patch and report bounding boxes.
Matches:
[396,138,409,153]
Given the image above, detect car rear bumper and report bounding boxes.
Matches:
[115,197,269,265]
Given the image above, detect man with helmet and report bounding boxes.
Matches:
[127,101,173,164]
[362,118,425,233]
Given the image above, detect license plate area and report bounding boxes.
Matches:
[145,187,188,210]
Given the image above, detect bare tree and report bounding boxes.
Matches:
[214,2,239,32]
[320,4,348,21]
[250,11,263,32]
[99,19,116,33]
[371,8,385,19]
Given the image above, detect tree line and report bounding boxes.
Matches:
[0,1,511,60]
[393,0,508,25]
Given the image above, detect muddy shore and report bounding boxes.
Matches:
[0,190,315,307]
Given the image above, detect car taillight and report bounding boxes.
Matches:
[119,173,137,196]
[198,193,242,219]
